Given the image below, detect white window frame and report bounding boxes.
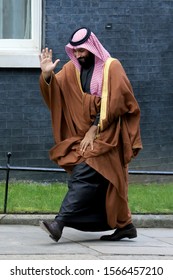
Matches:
[0,0,42,68]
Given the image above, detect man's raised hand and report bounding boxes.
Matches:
[39,48,60,79]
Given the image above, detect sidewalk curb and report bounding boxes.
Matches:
[0,214,173,228]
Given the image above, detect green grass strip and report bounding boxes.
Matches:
[0,181,172,214]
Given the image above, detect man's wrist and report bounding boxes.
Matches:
[42,72,52,84]
[42,71,52,80]
[90,125,97,132]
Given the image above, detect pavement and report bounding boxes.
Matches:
[0,214,173,260]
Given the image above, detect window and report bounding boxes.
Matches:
[0,0,42,68]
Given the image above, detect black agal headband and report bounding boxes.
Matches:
[69,27,91,46]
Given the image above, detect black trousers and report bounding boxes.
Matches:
[55,162,111,231]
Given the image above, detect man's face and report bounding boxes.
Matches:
[73,48,94,68]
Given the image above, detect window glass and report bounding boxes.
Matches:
[0,0,31,39]
[0,0,42,68]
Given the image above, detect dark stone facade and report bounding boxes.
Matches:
[0,0,173,182]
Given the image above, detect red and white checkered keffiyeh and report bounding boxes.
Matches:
[65,28,111,97]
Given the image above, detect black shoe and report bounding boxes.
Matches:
[39,220,62,242]
[100,223,137,241]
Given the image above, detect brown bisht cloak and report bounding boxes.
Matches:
[40,58,142,229]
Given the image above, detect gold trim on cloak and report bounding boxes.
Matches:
[75,68,84,94]
[99,57,116,132]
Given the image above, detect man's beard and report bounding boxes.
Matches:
[77,52,95,69]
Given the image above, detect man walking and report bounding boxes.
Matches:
[39,27,142,242]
